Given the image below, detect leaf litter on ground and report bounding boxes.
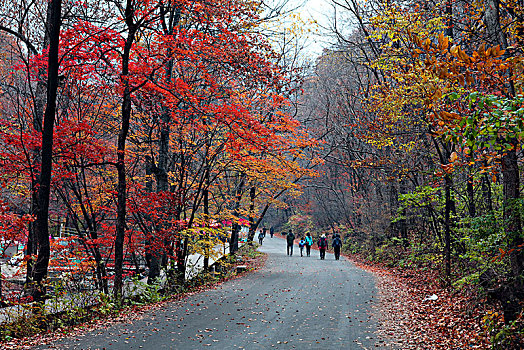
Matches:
[346,254,491,349]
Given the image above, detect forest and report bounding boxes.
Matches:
[0,0,523,348]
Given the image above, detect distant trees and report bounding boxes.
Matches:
[296,0,524,334]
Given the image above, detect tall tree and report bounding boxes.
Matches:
[31,0,63,301]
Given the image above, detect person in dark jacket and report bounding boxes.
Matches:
[286,230,295,256]
[332,233,342,260]
[258,229,265,245]
[270,226,274,238]
[318,234,328,260]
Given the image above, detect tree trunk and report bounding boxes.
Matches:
[175,150,186,284]
[230,174,246,254]
[31,0,62,302]
[113,6,137,299]
[203,169,210,271]
[481,170,493,214]
[247,186,257,242]
[398,179,408,243]
[485,0,524,323]
[147,111,170,283]
[144,157,156,283]
[444,174,452,284]
[113,94,130,300]
[445,0,453,38]
[502,147,524,278]
[25,0,54,290]
[388,182,399,238]
[467,172,476,218]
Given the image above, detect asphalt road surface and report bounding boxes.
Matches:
[38,236,378,349]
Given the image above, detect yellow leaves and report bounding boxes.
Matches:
[453,47,471,63]
[449,151,458,162]
[424,38,432,49]
[366,137,394,149]
[400,141,417,152]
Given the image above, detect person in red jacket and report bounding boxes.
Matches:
[318,234,328,260]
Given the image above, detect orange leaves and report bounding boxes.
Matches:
[492,244,524,262]
[450,44,458,56]
[411,30,511,94]
[440,163,454,174]
[439,110,460,122]
[476,44,505,59]
[456,46,472,64]
[437,32,449,51]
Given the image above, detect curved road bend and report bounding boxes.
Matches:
[37,236,378,349]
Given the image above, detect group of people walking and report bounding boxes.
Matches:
[257,226,274,245]
[257,226,343,260]
[286,230,342,260]
[286,231,313,257]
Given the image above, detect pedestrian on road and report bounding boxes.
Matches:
[258,230,265,245]
[286,230,295,256]
[318,234,328,260]
[299,237,305,257]
[332,233,342,260]
[305,232,313,257]
[270,226,274,238]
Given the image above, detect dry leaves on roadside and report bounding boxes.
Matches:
[348,257,491,349]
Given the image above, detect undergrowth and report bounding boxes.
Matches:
[343,232,523,349]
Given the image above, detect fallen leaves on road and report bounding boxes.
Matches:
[1,248,268,350]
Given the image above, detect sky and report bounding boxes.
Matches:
[293,0,336,57]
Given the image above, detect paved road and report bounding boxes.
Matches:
[37,236,378,349]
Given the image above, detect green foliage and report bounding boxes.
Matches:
[96,292,117,316]
[457,213,505,257]
[128,276,165,306]
[371,237,443,271]
[342,239,360,254]
[449,93,524,150]
[0,304,45,341]
[373,243,402,267]
[396,186,441,213]
[239,243,263,259]
[483,310,524,350]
